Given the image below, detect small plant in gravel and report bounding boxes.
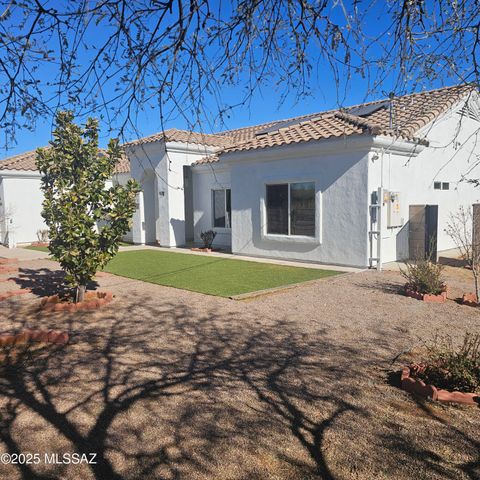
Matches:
[400,259,445,295]
[36,229,49,243]
[415,333,480,393]
[200,230,217,249]
[445,205,480,303]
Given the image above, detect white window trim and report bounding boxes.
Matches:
[211,188,231,230]
[260,181,322,244]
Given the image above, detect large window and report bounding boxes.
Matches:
[266,182,315,237]
[213,189,231,228]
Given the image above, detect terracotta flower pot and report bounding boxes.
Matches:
[400,364,479,406]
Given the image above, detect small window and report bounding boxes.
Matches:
[434,182,441,190]
[442,182,449,190]
[213,189,231,228]
[266,182,315,237]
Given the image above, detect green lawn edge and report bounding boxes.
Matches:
[104,250,341,297]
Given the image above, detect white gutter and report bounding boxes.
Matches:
[208,134,427,167]
[0,169,42,179]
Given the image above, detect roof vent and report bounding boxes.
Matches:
[346,100,389,118]
[254,112,323,136]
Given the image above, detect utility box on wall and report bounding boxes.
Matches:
[387,191,403,228]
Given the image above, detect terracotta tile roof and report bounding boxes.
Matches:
[195,84,475,164]
[125,128,235,148]
[0,148,131,174]
[1,84,474,171]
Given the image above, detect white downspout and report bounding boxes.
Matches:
[377,149,385,271]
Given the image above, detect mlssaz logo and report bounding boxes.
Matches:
[44,453,97,465]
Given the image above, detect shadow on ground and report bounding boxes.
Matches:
[0,265,478,479]
[11,268,99,299]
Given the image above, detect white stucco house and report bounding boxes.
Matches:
[0,150,131,246]
[2,84,480,268]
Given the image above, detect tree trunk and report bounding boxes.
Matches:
[76,284,86,303]
[474,269,480,306]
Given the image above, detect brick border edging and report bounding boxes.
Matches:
[401,364,479,406]
[404,284,448,303]
[39,291,114,312]
[462,293,479,307]
[0,258,19,265]
[0,266,19,275]
[0,289,31,301]
[0,329,69,347]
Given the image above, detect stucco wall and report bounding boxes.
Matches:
[368,106,480,264]
[0,173,46,244]
[200,143,371,267]
[127,140,217,246]
[0,170,135,246]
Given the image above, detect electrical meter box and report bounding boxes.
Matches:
[387,191,403,228]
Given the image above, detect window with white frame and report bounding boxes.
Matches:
[266,182,315,236]
[212,189,231,228]
[434,181,450,190]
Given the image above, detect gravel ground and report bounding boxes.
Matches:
[0,259,479,480]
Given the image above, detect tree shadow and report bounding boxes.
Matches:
[11,267,99,298]
[0,287,478,479]
[0,295,364,479]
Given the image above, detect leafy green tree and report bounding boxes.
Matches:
[37,111,140,302]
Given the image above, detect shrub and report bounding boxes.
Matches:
[36,229,49,243]
[400,259,445,295]
[200,230,217,249]
[416,333,480,393]
[37,111,140,302]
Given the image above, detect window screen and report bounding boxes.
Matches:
[213,189,231,228]
[266,182,316,237]
[290,182,315,236]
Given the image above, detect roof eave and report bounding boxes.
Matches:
[195,133,427,166]
[0,169,41,178]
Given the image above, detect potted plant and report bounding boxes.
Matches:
[192,230,217,252]
[400,333,480,406]
[400,258,447,303]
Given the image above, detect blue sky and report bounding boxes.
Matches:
[0,1,466,159]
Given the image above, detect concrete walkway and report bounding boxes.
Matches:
[0,245,50,261]
[383,247,463,271]
[118,244,364,273]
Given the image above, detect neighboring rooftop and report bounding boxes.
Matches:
[124,128,235,148]
[0,149,131,174]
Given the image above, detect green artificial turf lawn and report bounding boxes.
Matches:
[104,250,341,297]
[25,241,131,254]
[25,245,50,253]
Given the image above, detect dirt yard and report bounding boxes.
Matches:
[0,258,478,480]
